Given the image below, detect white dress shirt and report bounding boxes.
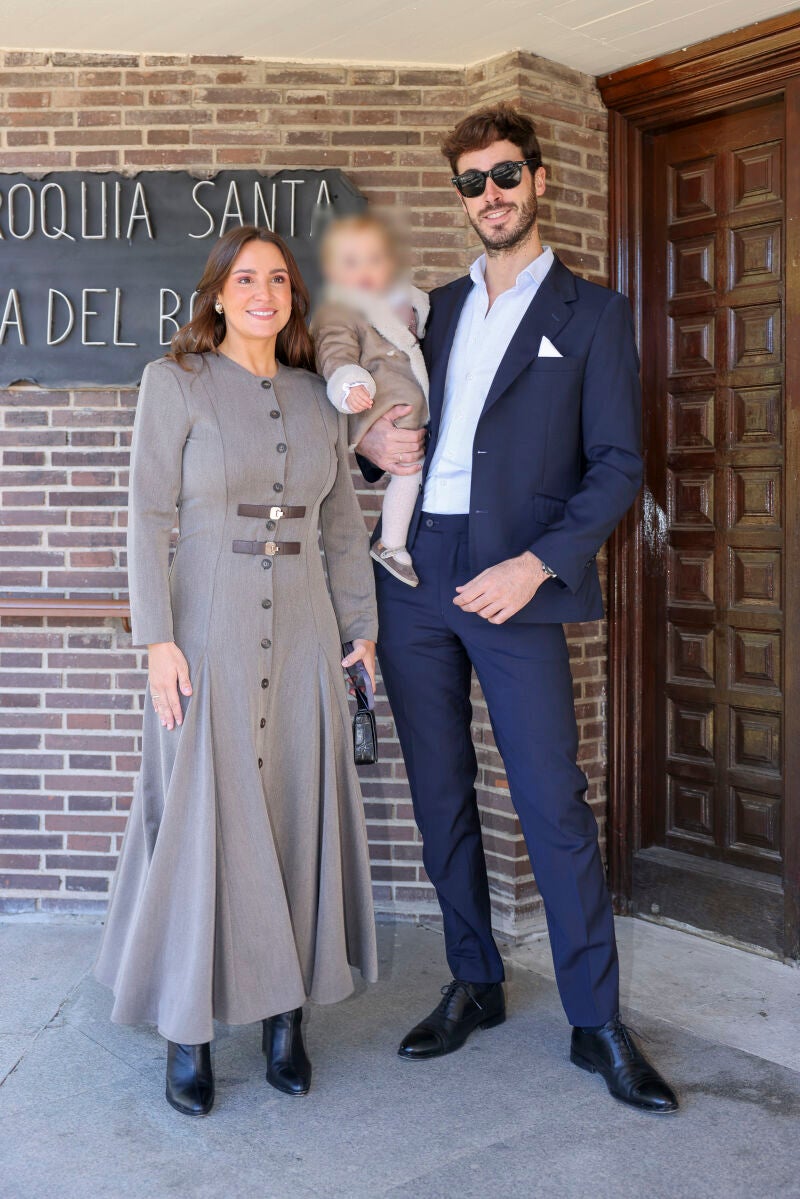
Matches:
[423,245,555,514]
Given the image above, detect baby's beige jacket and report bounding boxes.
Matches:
[312,284,430,447]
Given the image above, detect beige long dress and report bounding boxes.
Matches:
[94,351,379,1045]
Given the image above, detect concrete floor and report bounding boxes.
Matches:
[0,917,798,1199]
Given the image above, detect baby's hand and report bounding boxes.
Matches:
[345,385,374,414]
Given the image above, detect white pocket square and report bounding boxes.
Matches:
[538,335,562,358]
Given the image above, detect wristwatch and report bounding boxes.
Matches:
[540,560,558,580]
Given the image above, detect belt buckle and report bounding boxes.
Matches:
[269,506,284,520]
[264,541,279,556]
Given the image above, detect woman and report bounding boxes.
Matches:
[95,226,379,1117]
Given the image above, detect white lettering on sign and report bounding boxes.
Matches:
[186,178,335,239]
[160,289,182,345]
[7,185,35,240]
[0,290,26,345]
[282,178,303,238]
[40,184,75,242]
[220,181,244,234]
[114,181,123,240]
[126,182,154,240]
[189,181,216,240]
[253,181,276,232]
[47,290,75,345]
[81,288,109,346]
[113,289,137,347]
[0,179,157,242]
[311,178,333,235]
[81,180,107,240]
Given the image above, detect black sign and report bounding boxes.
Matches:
[0,169,365,387]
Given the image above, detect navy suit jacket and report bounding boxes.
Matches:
[360,254,643,623]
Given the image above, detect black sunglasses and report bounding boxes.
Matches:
[451,157,541,198]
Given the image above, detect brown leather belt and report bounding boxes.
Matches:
[232,540,301,556]
[237,504,306,519]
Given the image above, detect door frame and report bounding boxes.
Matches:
[598,11,800,957]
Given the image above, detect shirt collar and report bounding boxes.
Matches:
[469,245,555,293]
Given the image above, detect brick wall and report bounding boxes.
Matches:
[0,47,609,937]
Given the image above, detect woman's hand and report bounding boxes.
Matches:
[341,638,377,694]
[147,641,192,730]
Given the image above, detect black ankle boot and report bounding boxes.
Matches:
[262,1008,311,1096]
[165,1040,214,1116]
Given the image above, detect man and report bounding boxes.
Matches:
[357,103,677,1114]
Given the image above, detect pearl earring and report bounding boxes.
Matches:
[214,301,224,314]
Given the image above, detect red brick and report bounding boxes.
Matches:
[66,875,109,891]
[1,873,61,890]
[67,834,112,851]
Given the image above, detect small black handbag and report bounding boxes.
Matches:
[342,642,378,766]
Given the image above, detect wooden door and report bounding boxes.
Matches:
[634,101,788,951]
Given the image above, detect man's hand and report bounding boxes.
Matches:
[355,404,426,475]
[453,551,550,624]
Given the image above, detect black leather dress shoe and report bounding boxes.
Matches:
[398,979,506,1060]
[262,1008,312,1095]
[571,1016,678,1114]
[165,1041,214,1116]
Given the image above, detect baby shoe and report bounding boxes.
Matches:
[370,540,419,588]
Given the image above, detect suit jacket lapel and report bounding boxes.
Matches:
[427,276,472,445]
[480,256,578,418]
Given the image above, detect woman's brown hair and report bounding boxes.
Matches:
[168,225,315,372]
[441,102,543,175]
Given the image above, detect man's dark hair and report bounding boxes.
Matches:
[441,102,543,174]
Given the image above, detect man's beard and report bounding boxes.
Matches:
[469,191,539,256]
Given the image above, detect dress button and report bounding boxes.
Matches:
[258,758,263,768]
[261,379,272,390]
[426,518,434,528]
[261,678,269,689]
[262,558,272,569]
[261,638,271,649]
[273,483,283,493]
[277,443,287,453]
[266,520,276,532]
[260,717,266,728]
[262,599,272,609]
[270,409,280,419]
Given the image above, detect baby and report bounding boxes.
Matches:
[313,214,429,587]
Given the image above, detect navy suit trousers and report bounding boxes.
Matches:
[376,513,619,1027]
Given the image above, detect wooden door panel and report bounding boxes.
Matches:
[642,101,786,898]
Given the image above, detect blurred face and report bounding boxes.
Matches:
[324,227,397,293]
[455,138,546,255]
[217,239,292,342]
